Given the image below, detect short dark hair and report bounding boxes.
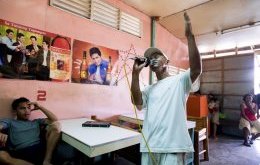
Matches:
[12,97,30,110]
[6,29,14,34]
[43,40,50,48]
[243,94,253,102]
[89,47,101,57]
[43,40,49,45]
[17,33,24,38]
[208,93,217,102]
[30,36,37,40]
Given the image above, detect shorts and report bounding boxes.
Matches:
[0,142,45,165]
[209,111,219,125]
[239,118,260,133]
[141,153,185,165]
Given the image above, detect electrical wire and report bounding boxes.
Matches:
[122,63,158,165]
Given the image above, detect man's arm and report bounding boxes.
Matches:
[131,72,142,110]
[30,102,58,123]
[245,102,257,115]
[1,36,18,51]
[131,60,146,110]
[0,124,8,147]
[184,12,202,83]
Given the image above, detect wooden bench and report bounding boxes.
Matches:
[187,116,209,165]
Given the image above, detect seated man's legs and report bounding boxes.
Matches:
[0,44,9,65]
[239,118,251,146]
[9,51,23,74]
[44,121,61,165]
[11,143,46,165]
[211,111,219,139]
[0,44,17,65]
[252,120,260,140]
[0,150,33,165]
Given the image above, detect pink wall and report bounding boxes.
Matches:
[0,0,189,120]
[156,23,189,68]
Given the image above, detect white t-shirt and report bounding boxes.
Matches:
[42,50,48,66]
[95,66,103,84]
[140,69,195,153]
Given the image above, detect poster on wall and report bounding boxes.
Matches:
[0,19,71,81]
[72,40,119,86]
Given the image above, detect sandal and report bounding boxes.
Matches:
[243,141,251,147]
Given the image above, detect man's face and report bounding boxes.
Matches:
[42,42,48,50]
[245,95,253,102]
[15,102,31,120]
[18,36,25,44]
[91,53,102,66]
[31,38,37,45]
[149,53,167,72]
[7,32,14,39]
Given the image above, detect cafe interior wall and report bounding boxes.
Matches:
[0,0,189,120]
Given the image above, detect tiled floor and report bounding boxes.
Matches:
[201,136,260,165]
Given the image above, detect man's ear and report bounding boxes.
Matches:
[12,110,17,117]
[163,60,169,69]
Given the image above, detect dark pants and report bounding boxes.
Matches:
[0,143,45,165]
[13,143,45,165]
[0,43,17,65]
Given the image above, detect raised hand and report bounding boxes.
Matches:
[28,102,41,111]
[132,58,147,75]
[184,12,193,38]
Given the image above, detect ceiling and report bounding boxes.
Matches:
[121,0,260,53]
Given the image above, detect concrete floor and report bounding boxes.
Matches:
[110,136,260,165]
[63,136,260,165]
[112,135,260,165]
[201,136,260,165]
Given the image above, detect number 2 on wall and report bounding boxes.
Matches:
[37,90,46,101]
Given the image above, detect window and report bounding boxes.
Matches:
[50,0,142,37]
[91,0,119,29]
[120,11,142,37]
[50,0,91,18]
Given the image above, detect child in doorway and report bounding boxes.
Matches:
[208,94,220,139]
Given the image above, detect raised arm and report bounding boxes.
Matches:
[30,102,58,123]
[184,12,202,83]
[131,60,146,110]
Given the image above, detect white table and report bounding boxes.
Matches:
[119,112,196,129]
[59,118,141,158]
[118,112,196,165]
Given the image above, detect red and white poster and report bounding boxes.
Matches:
[72,40,119,86]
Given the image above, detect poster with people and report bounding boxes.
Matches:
[72,40,119,86]
[0,19,71,81]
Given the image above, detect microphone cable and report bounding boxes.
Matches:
[123,63,158,165]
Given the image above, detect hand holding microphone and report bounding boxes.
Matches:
[130,57,150,74]
[130,57,150,67]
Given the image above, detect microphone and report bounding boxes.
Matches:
[129,57,150,67]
